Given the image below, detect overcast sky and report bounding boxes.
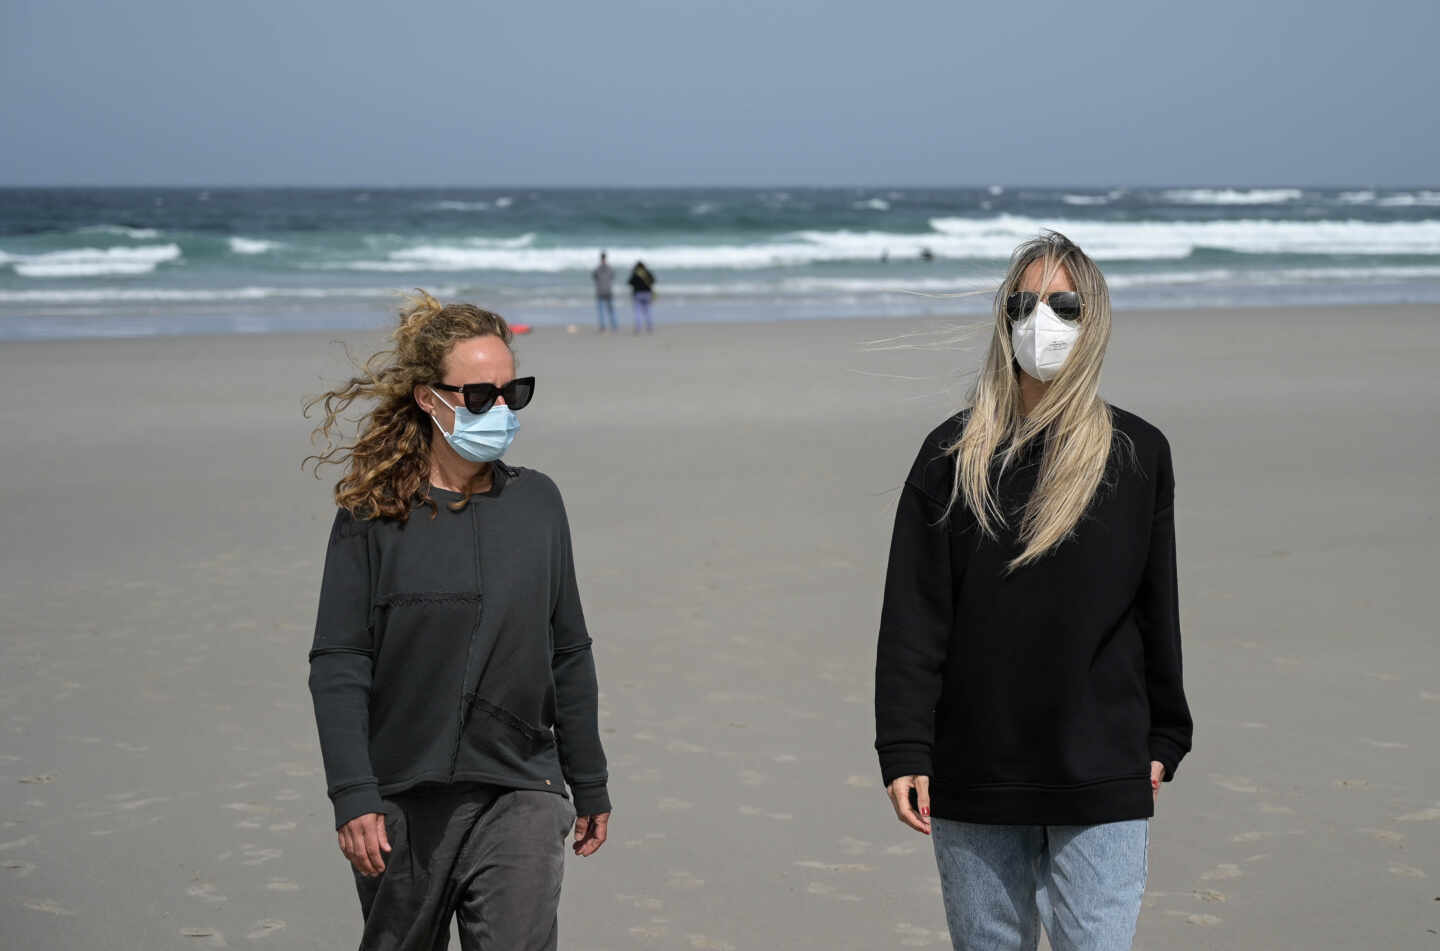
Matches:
[3,0,1434,187]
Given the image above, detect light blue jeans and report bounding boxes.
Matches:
[932,818,1148,951]
[596,295,617,331]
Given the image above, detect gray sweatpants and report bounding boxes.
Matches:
[352,784,576,951]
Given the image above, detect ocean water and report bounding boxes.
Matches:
[2,186,1439,339]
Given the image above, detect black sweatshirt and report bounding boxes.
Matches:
[875,407,1192,825]
[308,464,610,830]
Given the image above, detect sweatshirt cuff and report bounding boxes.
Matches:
[569,781,611,816]
[878,748,933,787]
[1148,737,1186,783]
[331,782,385,830]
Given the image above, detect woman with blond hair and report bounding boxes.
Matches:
[305,292,610,950]
[874,233,1192,950]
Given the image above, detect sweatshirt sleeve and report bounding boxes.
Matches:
[874,452,958,786]
[307,509,384,829]
[1136,436,1194,781]
[549,494,611,816]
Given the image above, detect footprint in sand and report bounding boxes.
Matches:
[615,894,664,911]
[245,919,286,941]
[240,847,282,867]
[1200,863,1244,881]
[1389,864,1427,878]
[1258,803,1294,815]
[1333,778,1370,789]
[845,775,874,788]
[22,898,76,916]
[895,922,946,946]
[0,835,37,852]
[629,923,669,939]
[666,870,704,890]
[683,935,736,950]
[180,927,227,947]
[657,797,693,812]
[1362,828,1405,846]
[1362,738,1409,750]
[265,879,300,892]
[737,805,791,821]
[186,882,228,903]
[1212,776,1257,794]
[1231,831,1272,843]
[838,837,871,856]
[1166,910,1222,926]
[1193,889,1227,903]
[1395,805,1440,822]
[738,770,769,786]
[4,859,37,878]
[794,860,875,872]
[805,881,862,901]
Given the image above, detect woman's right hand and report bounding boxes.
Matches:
[886,775,931,835]
[339,812,391,877]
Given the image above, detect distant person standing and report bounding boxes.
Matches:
[592,252,617,333]
[628,261,656,334]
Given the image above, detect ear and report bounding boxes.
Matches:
[413,384,437,415]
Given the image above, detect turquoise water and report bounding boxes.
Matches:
[2,187,1438,338]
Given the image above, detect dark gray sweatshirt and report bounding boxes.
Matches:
[308,464,610,829]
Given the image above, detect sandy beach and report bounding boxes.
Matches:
[1,304,1437,949]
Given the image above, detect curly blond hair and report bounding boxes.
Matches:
[304,290,513,521]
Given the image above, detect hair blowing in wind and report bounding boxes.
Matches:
[303,290,513,521]
[946,232,1126,570]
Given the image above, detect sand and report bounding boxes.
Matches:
[1,304,1437,949]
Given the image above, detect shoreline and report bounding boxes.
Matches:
[0,299,1427,345]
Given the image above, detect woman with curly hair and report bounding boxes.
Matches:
[875,233,1193,950]
[305,291,610,951]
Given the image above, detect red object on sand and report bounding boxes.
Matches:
[511,323,533,335]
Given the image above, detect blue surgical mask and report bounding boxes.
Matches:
[428,387,519,463]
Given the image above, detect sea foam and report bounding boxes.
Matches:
[1161,188,1304,205]
[2,244,182,278]
[228,237,279,255]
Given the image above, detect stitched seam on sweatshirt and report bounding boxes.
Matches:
[552,639,594,656]
[376,592,482,607]
[309,646,375,660]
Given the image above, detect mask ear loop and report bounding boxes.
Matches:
[426,386,454,437]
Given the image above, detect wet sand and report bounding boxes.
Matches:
[1,305,1437,948]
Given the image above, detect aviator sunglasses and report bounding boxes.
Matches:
[1005,291,1082,322]
[431,376,536,414]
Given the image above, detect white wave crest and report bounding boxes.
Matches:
[1062,194,1110,206]
[1376,191,1440,207]
[1338,190,1376,204]
[928,214,1440,258]
[0,285,457,304]
[302,216,1440,275]
[1162,188,1303,205]
[854,198,891,211]
[77,225,162,239]
[494,197,513,208]
[229,237,279,254]
[2,244,182,278]
[430,200,491,211]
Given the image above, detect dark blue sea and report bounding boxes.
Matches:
[2,186,1438,338]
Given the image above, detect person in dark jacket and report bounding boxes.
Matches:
[628,260,656,334]
[874,232,1192,950]
[305,290,610,951]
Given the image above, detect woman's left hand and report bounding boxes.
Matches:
[573,812,609,857]
[1150,761,1165,802]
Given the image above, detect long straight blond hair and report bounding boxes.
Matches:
[947,231,1124,570]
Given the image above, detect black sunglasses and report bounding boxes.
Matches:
[432,376,536,414]
[1005,291,1082,322]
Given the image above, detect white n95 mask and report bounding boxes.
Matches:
[1010,301,1080,382]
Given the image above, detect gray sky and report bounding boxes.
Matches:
[3,0,1434,187]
